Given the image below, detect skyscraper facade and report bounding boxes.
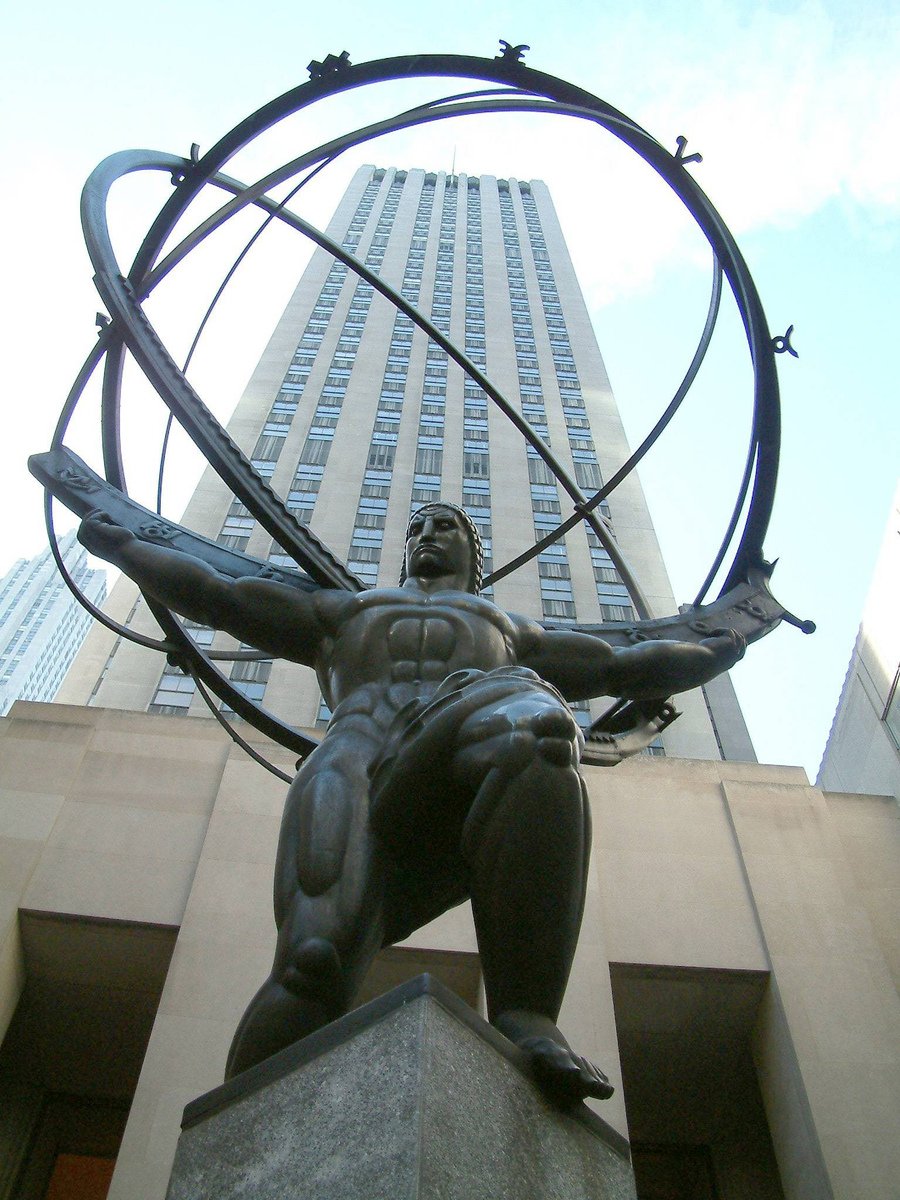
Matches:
[59,166,752,760]
[0,530,105,717]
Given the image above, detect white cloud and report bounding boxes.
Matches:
[635,2,900,228]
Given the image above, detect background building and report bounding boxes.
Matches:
[0,530,105,718]
[2,169,896,1200]
[59,166,753,762]
[818,481,900,800]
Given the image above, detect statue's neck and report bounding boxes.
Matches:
[404,574,470,596]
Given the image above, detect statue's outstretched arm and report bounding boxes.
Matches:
[522,624,745,702]
[78,511,331,663]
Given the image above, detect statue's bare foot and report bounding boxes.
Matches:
[493,1010,614,1106]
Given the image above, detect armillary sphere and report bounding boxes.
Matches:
[30,44,814,781]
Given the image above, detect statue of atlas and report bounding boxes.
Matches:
[79,500,744,1103]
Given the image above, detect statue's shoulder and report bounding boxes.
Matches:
[333,585,415,618]
[444,590,523,632]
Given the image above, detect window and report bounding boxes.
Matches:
[300,438,332,466]
[231,657,272,684]
[540,577,574,595]
[530,490,557,516]
[575,461,602,490]
[533,512,563,533]
[150,671,196,714]
[600,603,633,621]
[642,739,666,758]
[354,511,385,529]
[570,701,592,730]
[348,559,379,583]
[415,447,443,474]
[254,429,289,456]
[542,598,576,619]
[226,679,267,706]
[596,580,630,601]
[594,564,621,585]
[358,497,388,516]
[221,516,254,536]
[287,493,316,522]
[463,451,489,477]
[539,560,570,579]
[217,533,250,550]
[528,458,555,485]
[347,545,382,564]
[352,527,383,544]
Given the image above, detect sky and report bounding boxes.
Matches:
[1,0,898,779]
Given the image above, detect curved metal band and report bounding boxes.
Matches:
[31,50,787,763]
[117,52,779,589]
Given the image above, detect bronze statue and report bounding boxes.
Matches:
[78,501,744,1103]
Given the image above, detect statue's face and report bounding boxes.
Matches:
[405,507,473,586]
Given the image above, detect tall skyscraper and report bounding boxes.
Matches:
[59,166,753,760]
[0,530,106,717]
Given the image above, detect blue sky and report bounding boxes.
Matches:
[2,0,897,777]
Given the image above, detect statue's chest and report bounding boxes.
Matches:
[337,594,515,685]
[386,614,458,667]
[379,606,511,682]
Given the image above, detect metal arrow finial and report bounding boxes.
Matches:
[772,325,799,358]
[497,40,530,63]
[674,135,703,165]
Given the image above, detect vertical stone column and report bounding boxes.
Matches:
[725,779,900,1199]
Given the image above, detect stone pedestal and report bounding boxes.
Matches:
[166,975,636,1199]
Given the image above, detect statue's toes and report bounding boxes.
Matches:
[578,1056,615,1100]
[521,1036,615,1105]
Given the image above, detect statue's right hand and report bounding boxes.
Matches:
[78,510,134,558]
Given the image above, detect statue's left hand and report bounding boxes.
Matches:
[78,509,135,559]
[700,628,746,671]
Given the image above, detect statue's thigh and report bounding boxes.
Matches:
[372,681,575,847]
[374,686,580,945]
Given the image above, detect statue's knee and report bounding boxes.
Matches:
[280,937,343,1001]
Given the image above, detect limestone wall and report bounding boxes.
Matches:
[1,703,897,1199]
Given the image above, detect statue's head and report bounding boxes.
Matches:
[400,502,484,593]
